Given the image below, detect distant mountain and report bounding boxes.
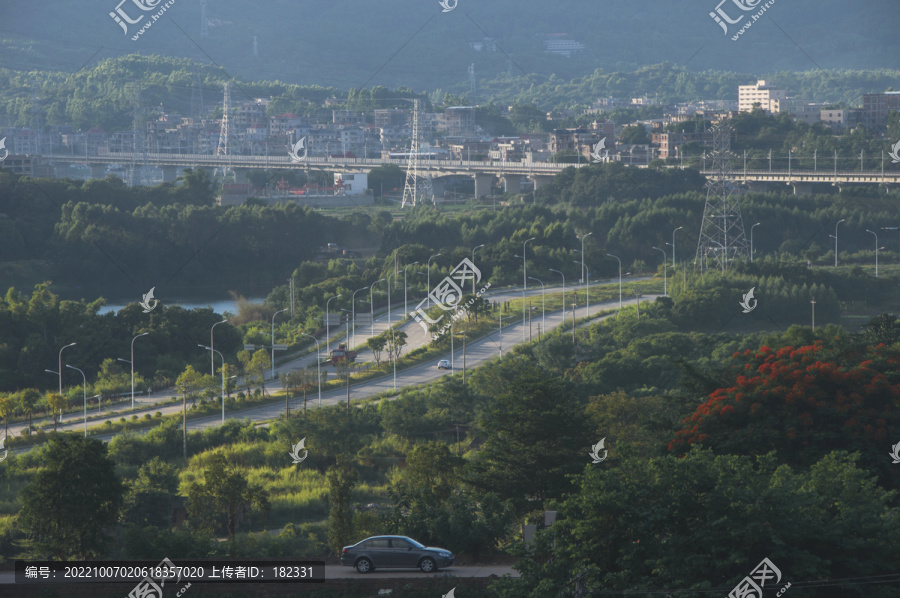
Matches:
[1,0,898,99]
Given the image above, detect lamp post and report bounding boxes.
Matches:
[65,364,87,437]
[881,227,900,264]
[549,269,565,312]
[750,222,761,263]
[403,262,418,316]
[472,244,485,294]
[607,253,622,310]
[866,229,879,277]
[523,237,536,290]
[271,308,289,379]
[652,247,667,296]
[427,253,442,308]
[118,332,149,410]
[579,232,593,283]
[671,226,683,267]
[386,273,393,326]
[370,278,385,336]
[210,319,228,376]
[521,287,526,342]
[300,334,322,407]
[198,345,225,422]
[830,219,845,267]
[326,294,342,356]
[352,286,368,350]
[528,276,545,333]
[56,342,77,394]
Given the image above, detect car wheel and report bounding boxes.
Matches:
[419,557,436,573]
[355,558,373,574]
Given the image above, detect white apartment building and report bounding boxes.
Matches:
[738,80,787,114]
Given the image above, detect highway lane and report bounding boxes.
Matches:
[6,278,653,442]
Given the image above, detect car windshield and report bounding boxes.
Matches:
[404,537,425,548]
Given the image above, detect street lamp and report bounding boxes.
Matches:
[427,253,442,308]
[528,276,545,333]
[271,308,289,379]
[830,219,845,267]
[579,232,593,283]
[607,253,622,310]
[65,364,87,437]
[866,229,880,277]
[351,286,368,350]
[403,262,418,317]
[54,342,77,394]
[300,334,322,407]
[386,273,393,326]
[670,226,683,268]
[210,319,228,376]
[652,247,667,296]
[117,332,149,410]
[523,237,536,290]
[198,345,225,422]
[750,222,761,263]
[573,262,590,318]
[472,244,485,294]
[326,294,342,356]
[549,269,565,311]
[370,278,385,336]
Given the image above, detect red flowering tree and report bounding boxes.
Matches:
[669,341,900,487]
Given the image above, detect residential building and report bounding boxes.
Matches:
[820,109,863,132]
[862,91,900,127]
[738,80,787,114]
[334,172,368,195]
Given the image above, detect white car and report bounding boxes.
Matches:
[437,359,452,370]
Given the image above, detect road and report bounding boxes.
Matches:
[6,278,653,443]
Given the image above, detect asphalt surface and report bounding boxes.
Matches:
[6,278,652,444]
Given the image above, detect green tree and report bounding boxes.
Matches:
[45,392,68,432]
[121,457,180,528]
[18,388,40,433]
[19,435,124,559]
[326,454,358,555]
[248,350,271,395]
[175,365,204,407]
[366,335,386,365]
[0,394,14,438]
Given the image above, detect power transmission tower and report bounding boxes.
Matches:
[216,82,232,180]
[27,77,44,154]
[190,73,205,122]
[200,0,209,37]
[468,63,476,96]
[252,35,259,58]
[695,122,749,271]
[126,82,147,187]
[401,99,434,208]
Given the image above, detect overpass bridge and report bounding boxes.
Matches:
[40,152,582,197]
[32,152,900,197]
[699,168,900,195]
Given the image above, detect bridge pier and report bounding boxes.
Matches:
[52,162,72,178]
[747,181,769,193]
[531,175,554,191]
[161,165,179,183]
[474,173,494,198]
[89,164,107,180]
[502,175,522,194]
[790,181,812,196]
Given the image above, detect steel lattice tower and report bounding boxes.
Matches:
[695,122,749,270]
[401,99,434,208]
[127,82,147,188]
[216,82,232,179]
[200,0,209,37]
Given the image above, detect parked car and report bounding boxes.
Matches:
[437,359,452,370]
[340,535,454,573]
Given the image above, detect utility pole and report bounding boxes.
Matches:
[811,298,816,331]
